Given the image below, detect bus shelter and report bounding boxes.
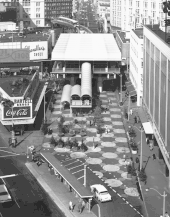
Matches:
[40,152,93,210]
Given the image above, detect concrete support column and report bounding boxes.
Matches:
[107,74,109,79]
[63,74,65,78]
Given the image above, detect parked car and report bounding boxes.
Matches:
[0,180,12,203]
[90,184,112,202]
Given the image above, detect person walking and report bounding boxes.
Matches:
[105,125,108,134]
[130,109,133,115]
[78,202,82,213]
[80,200,85,213]
[152,153,156,160]
[69,201,73,212]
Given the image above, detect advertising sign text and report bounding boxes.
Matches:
[0,49,30,62]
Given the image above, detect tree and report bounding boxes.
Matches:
[93,106,104,127]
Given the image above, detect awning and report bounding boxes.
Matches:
[126,80,137,96]
[41,152,93,198]
[142,122,153,134]
[61,84,72,104]
[81,62,92,97]
[137,107,148,123]
[71,85,81,98]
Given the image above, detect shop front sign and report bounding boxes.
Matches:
[22,41,48,60]
[2,100,32,120]
[0,49,30,62]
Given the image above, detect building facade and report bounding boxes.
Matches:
[143,25,170,179]
[130,28,143,106]
[45,0,73,26]
[110,0,169,32]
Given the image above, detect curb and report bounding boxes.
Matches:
[25,162,76,217]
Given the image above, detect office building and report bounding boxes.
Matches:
[143,24,170,178]
[130,28,143,106]
[110,0,168,32]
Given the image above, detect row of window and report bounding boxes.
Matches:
[46,10,71,14]
[45,3,71,5]
[45,6,71,10]
[129,0,156,9]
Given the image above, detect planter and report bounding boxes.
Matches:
[80,133,87,137]
[96,133,100,137]
[132,149,137,154]
[69,133,75,137]
[58,133,64,137]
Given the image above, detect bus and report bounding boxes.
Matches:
[57,16,79,28]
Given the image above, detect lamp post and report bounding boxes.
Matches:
[146,188,167,217]
[139,126,144,171]
[84,164,87,187]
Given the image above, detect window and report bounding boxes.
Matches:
[36,20,40,25]
[141,59,143,68]
[36,2,40,6]
[36,13,40,17]
[36,8,40,12]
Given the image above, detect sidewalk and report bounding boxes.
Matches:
[119,91,170,217]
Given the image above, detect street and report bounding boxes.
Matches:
[78,1,99,33]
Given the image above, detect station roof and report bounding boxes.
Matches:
[51,33,121,61]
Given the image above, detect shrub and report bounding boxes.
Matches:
[138,168,147,182]
[41,122,48,135]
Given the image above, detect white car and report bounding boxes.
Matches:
[90,184,112,202]
[0,184,12,203]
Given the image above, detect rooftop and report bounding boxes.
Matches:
[116,31,130,43]
[52,33,121,61]
[145,25,170,46]
[132,28,143,39]
[0,74,33,97]
[0,31,50,43]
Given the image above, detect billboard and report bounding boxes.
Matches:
[2,99,32,120]
[0,49,30,62]
[22,41,48,61]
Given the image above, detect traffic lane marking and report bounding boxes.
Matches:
[64,161,81,170]
[68,163,85,171]
[0,150,18,155]
[72,169,84,175]
[0,154,21,158]
[63,160,79,167]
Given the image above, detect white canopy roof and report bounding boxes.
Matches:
[51,34,121,61]
[61,84,72,104]
[81,62,92,97]
[142,122,153,134]
[71,85,81,98]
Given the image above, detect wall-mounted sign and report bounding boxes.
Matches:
[0,49,30,62]
[13,99,32,107]
[3,105,32,120]
[22,41,48,60]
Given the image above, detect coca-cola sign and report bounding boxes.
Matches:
[3,106,31,120]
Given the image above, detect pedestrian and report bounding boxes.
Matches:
[108,98,111,104]
[134,116,137,124]
[78,202,82,213]
[105,125,108,134]
[80,200,85,213]
[149,143,154,151]
[165,212,170,217]
[146,137,150,145]
[69,201,73,211]
[89,120,91,126]
[152,153,156,160]
[95,143,98,149]
[130,109,133,115]
[125,113,128,119]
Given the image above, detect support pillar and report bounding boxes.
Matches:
[88,198,92,212]
[57,74,58,79]
[107,74,109,79]
[63,74,65,78]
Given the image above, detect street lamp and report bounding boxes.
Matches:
[139,126,144,171]
[145,188,167,217]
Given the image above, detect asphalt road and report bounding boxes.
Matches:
[54,153,143,217]
[0,138,66,217]
[79,1,99,33]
